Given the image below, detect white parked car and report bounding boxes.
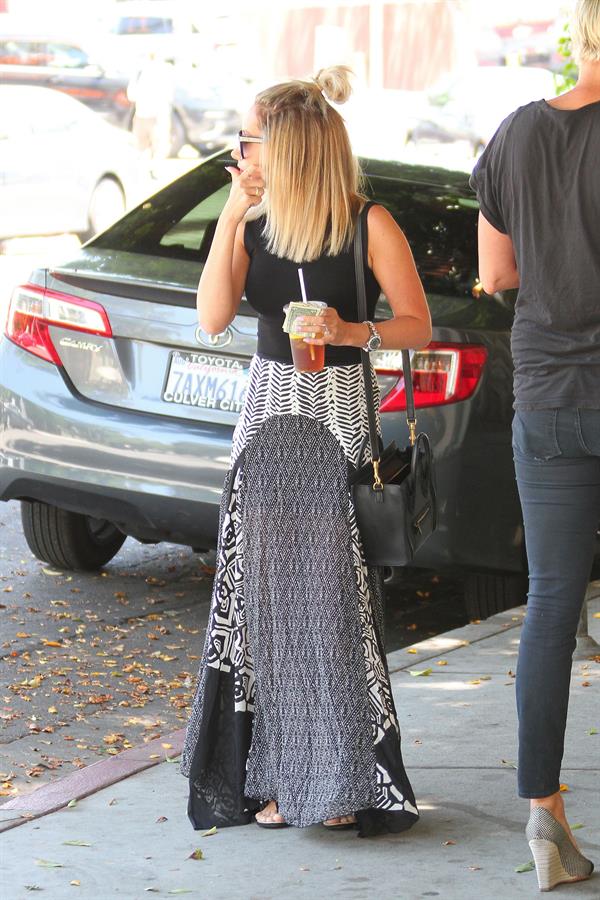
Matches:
[406,66,563,155]
[0,85,141,240]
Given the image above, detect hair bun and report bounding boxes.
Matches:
[314,66,353,104]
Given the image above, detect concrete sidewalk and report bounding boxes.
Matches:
[1,601,598,900]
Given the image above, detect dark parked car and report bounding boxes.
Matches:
[0,33,241,157]
[0,33,133,128]
[3,154,596,617]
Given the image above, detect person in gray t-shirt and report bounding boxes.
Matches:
[470,0,598,890]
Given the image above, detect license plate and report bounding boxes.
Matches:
[162,351,248,413]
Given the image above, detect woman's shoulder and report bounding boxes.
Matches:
[363,201,399,234]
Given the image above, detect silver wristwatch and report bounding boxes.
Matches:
[362,321,382,352]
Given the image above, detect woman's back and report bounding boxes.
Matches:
[471,99,600,410]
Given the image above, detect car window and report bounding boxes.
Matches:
[367,170,479,298]
[0,39,47,66]
[115,17,174,34]
[91,158,479,297]
[159,185,231,255]
[92,159,230,261]
[45,42,89,69]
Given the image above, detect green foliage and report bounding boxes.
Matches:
[556,20,578,93]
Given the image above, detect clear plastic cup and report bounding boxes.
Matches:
[283,301,327,372]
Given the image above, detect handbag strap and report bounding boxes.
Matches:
[353,204,417,476]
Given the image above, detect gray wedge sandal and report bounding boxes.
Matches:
[526,807,594,892]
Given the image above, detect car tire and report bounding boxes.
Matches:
[20,500,126,571]
[85,177,126,239]
[169,112,186,157]
[464,571,527,620]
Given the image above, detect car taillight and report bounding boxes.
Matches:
[114,89,131,108]
[374,342,488,412]
[5,284,112,366]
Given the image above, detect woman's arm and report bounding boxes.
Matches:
[301,204,432,350]
[197,165,264,334]
[476,211,520,294]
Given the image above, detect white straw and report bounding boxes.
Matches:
[298,267,308,303]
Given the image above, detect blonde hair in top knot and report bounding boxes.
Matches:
[254,66,363,263]
[313,65,353,104]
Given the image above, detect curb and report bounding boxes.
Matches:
[0,606,529,834]
[0,728,185,833]
[386,604,526,673]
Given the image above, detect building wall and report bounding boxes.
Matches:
[251,1,457,90]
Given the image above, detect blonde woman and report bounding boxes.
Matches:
[181,66,431,836]
[470,0,598,890]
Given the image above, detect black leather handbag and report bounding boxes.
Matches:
[351,207,437,567]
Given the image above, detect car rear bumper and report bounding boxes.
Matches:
[0,339,231,547]
[0,338,527,573]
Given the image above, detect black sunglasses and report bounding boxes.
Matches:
[238,130,264,159]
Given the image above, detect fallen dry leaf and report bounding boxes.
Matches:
[515,860,535,873]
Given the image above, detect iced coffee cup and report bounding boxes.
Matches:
[282,301,327,372]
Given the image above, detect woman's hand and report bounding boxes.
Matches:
[295,307,351,346]
[223,164,265,224]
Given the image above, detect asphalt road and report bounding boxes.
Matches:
[0,497,467,803]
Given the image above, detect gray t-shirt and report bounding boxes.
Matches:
[470,99,600,410]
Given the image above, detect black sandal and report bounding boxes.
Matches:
[255,803,290,829]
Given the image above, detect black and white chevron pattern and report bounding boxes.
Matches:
[231,355,381,468]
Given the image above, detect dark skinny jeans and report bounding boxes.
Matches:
[512,407,600,798]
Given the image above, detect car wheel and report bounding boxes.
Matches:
[169,112,186,157]
[21,500,126,571]
[464,571,527,620]
[86,177,126,239]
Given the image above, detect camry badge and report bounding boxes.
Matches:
[59,337,102,352]
[195,326,232,348]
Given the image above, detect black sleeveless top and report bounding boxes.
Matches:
[243,203,381,366]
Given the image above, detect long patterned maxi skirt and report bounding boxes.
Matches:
[180,356,419,837]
